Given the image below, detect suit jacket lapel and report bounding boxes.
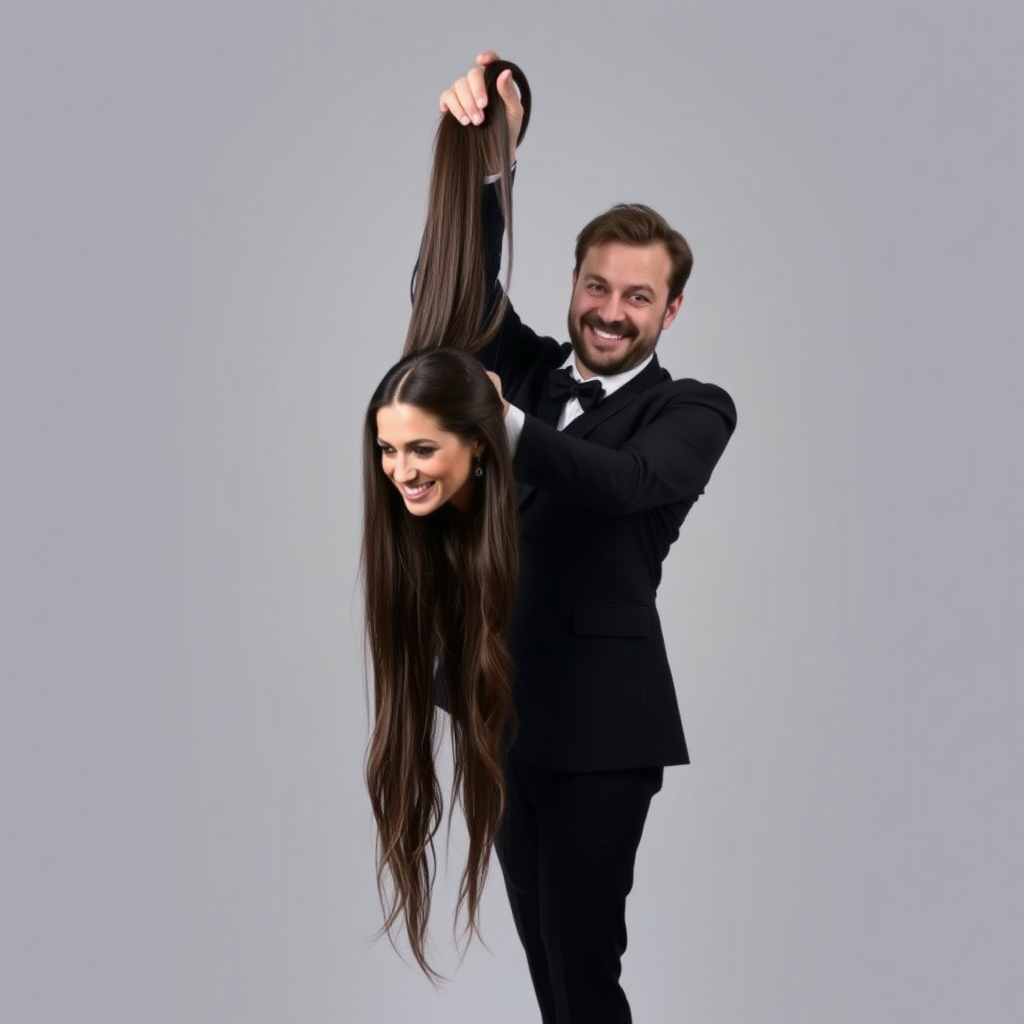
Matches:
[563,356,666,439]
[517,356,666,511]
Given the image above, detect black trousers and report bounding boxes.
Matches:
[496,755,664,1024]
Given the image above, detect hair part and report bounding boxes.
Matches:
[574,203,694,302]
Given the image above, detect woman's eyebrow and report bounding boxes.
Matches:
[376,436,439,447]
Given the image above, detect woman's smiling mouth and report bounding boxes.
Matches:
[401,480,435,500]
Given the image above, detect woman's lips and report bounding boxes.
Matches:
[401,480,435,500]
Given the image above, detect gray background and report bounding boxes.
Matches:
[3,1,1021,1022]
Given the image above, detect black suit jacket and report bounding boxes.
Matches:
[477,187,737,772]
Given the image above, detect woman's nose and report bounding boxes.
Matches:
[393,454,417,481]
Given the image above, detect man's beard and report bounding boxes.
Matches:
[568,310,653,377]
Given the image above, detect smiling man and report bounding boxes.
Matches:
[437,53,737,1024]
[568,206,688,379]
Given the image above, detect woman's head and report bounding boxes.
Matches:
[366,350,509,518]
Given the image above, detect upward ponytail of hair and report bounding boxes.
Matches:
[404,60,531,357]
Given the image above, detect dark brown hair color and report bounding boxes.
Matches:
[363,350,518,978]
[404,60,531,357]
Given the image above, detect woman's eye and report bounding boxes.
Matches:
[379,445,395,455]
[414,447,436,457]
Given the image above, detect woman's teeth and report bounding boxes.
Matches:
[403,481,433,497]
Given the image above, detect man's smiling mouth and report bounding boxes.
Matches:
[582,314,634,343]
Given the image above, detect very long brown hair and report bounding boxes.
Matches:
[404,59,530,357]
[365,58,530,979]
[363,351,518,978]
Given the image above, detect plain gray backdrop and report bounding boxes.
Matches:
[3,1,1021,1022]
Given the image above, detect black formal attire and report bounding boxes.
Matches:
[473,185,737,1023]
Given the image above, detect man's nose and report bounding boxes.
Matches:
[599,294,624,323]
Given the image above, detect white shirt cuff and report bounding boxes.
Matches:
[504,403,525,454]
[483,162,516,185]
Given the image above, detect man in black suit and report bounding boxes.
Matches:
[440,53,737,1024]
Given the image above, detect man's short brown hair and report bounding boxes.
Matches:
[575,204,693,302]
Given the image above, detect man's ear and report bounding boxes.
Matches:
[662,294,684,330]
[571,268,578,289]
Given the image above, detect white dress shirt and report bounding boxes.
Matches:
[503,353,654,452]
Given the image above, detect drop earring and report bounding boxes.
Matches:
[474,460,484,478]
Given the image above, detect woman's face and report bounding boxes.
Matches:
[375,402,484,516]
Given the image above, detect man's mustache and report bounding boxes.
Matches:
[581,313,636,338]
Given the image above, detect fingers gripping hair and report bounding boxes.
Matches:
[404,60,531,358]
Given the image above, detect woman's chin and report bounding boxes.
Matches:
[404,502,440,517]
[401,492,443,516]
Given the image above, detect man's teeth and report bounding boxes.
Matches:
[594,328,623,340]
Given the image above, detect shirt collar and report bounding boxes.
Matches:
[559,352,654,400]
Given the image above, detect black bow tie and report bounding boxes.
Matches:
[548,368,604,411]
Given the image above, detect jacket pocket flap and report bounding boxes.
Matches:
[573,604,652,637]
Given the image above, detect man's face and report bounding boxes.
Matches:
[567,242,682,379]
